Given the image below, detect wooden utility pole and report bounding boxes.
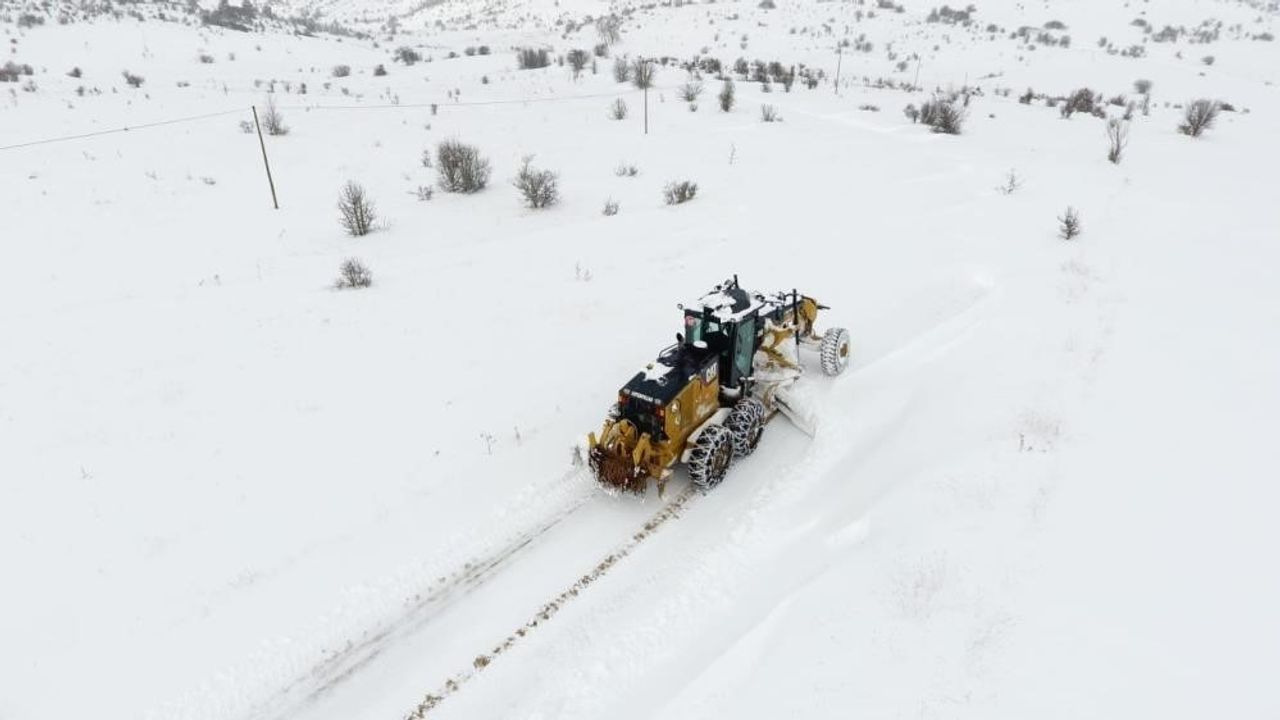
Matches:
[251,105,279,210]
[643,60,650,135]
[834,48,842,96]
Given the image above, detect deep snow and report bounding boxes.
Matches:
[2,0,1279,718]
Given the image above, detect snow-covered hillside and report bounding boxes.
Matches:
[2,0,1279,718]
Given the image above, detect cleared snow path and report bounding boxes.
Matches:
[278,269,996,720]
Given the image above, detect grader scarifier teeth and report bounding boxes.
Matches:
[588,445,647,494]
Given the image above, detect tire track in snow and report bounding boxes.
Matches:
[403,485,700,718]
[394,267,1000,718]
[256,469,596,720]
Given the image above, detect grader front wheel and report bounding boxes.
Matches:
[820,327,851,376]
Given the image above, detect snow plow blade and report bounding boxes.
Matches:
[772,385,817,437]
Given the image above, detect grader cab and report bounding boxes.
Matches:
[587,277,850,495]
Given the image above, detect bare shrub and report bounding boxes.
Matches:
[436,140,491,193]
[615,163,639,177]
[678,81,704,103]
[567,49,590,79]
[512,156,560,209]
[261,95,288,136]
[373,64,388,76]
[632,59,656,89]
[1105,118,1128,163]
[332,64,351,78]
[760,104,781,122]
[1,63,29,83]
[664,180,698,205]
[338,182,377,237]
[597,14,624,45]
[1060,87,1097,118]
[1178,99,1219,137]
[996,169,1021,195]
[718,78,736,112]
[395,46,422,65]
[903,103,920,122]
[612,57,632,83]
[608,98,628,120]
[918,99,940,126]
[335,258,373,289]
[122,70,145,88]
[602,198,620,216]
[1058,207,1081,240]
[517,48,551,70]
[928,99,966,134]
[1133,78,1153,95]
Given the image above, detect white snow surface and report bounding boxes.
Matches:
[2,0,1280,718]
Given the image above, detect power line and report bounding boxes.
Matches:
[275,86,655,112]
[1,83,676,152]
[0,108,246,152]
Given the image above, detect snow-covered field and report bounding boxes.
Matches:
[3,0,1279,718]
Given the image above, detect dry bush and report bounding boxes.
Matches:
[517,48,551,69]
[929,99,966,134]
[1105,118,1129,163]
[996,169,1021,195]
[394,46,422,65]
[436,140,491,193]
[612,57,632,83]
[602,198,620,216]
[335,258,373,289]
[718,78,736,112]
[608,98,628,120]
[567,49,590,79]
[679,81,704,102]
[512,156,560,209]
[1178,99,1219,137]
[338,182,377,237]
[1133,78,1153,94]
[1058,206,1081,240]
[1059,87,1098,118]
[261,95,288,136]
[664,180,698,205]
[615,163,639,177]
[122,70,145,88]
[632,59,656,89]
[918,99,940,125]
[332,64,351,78]
[597,14,623,45]
[760,104,781,122]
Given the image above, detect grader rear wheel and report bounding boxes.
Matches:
[726,397,766,459]
[688,424,733,490]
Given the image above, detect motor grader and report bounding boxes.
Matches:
[586,277,850,495]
